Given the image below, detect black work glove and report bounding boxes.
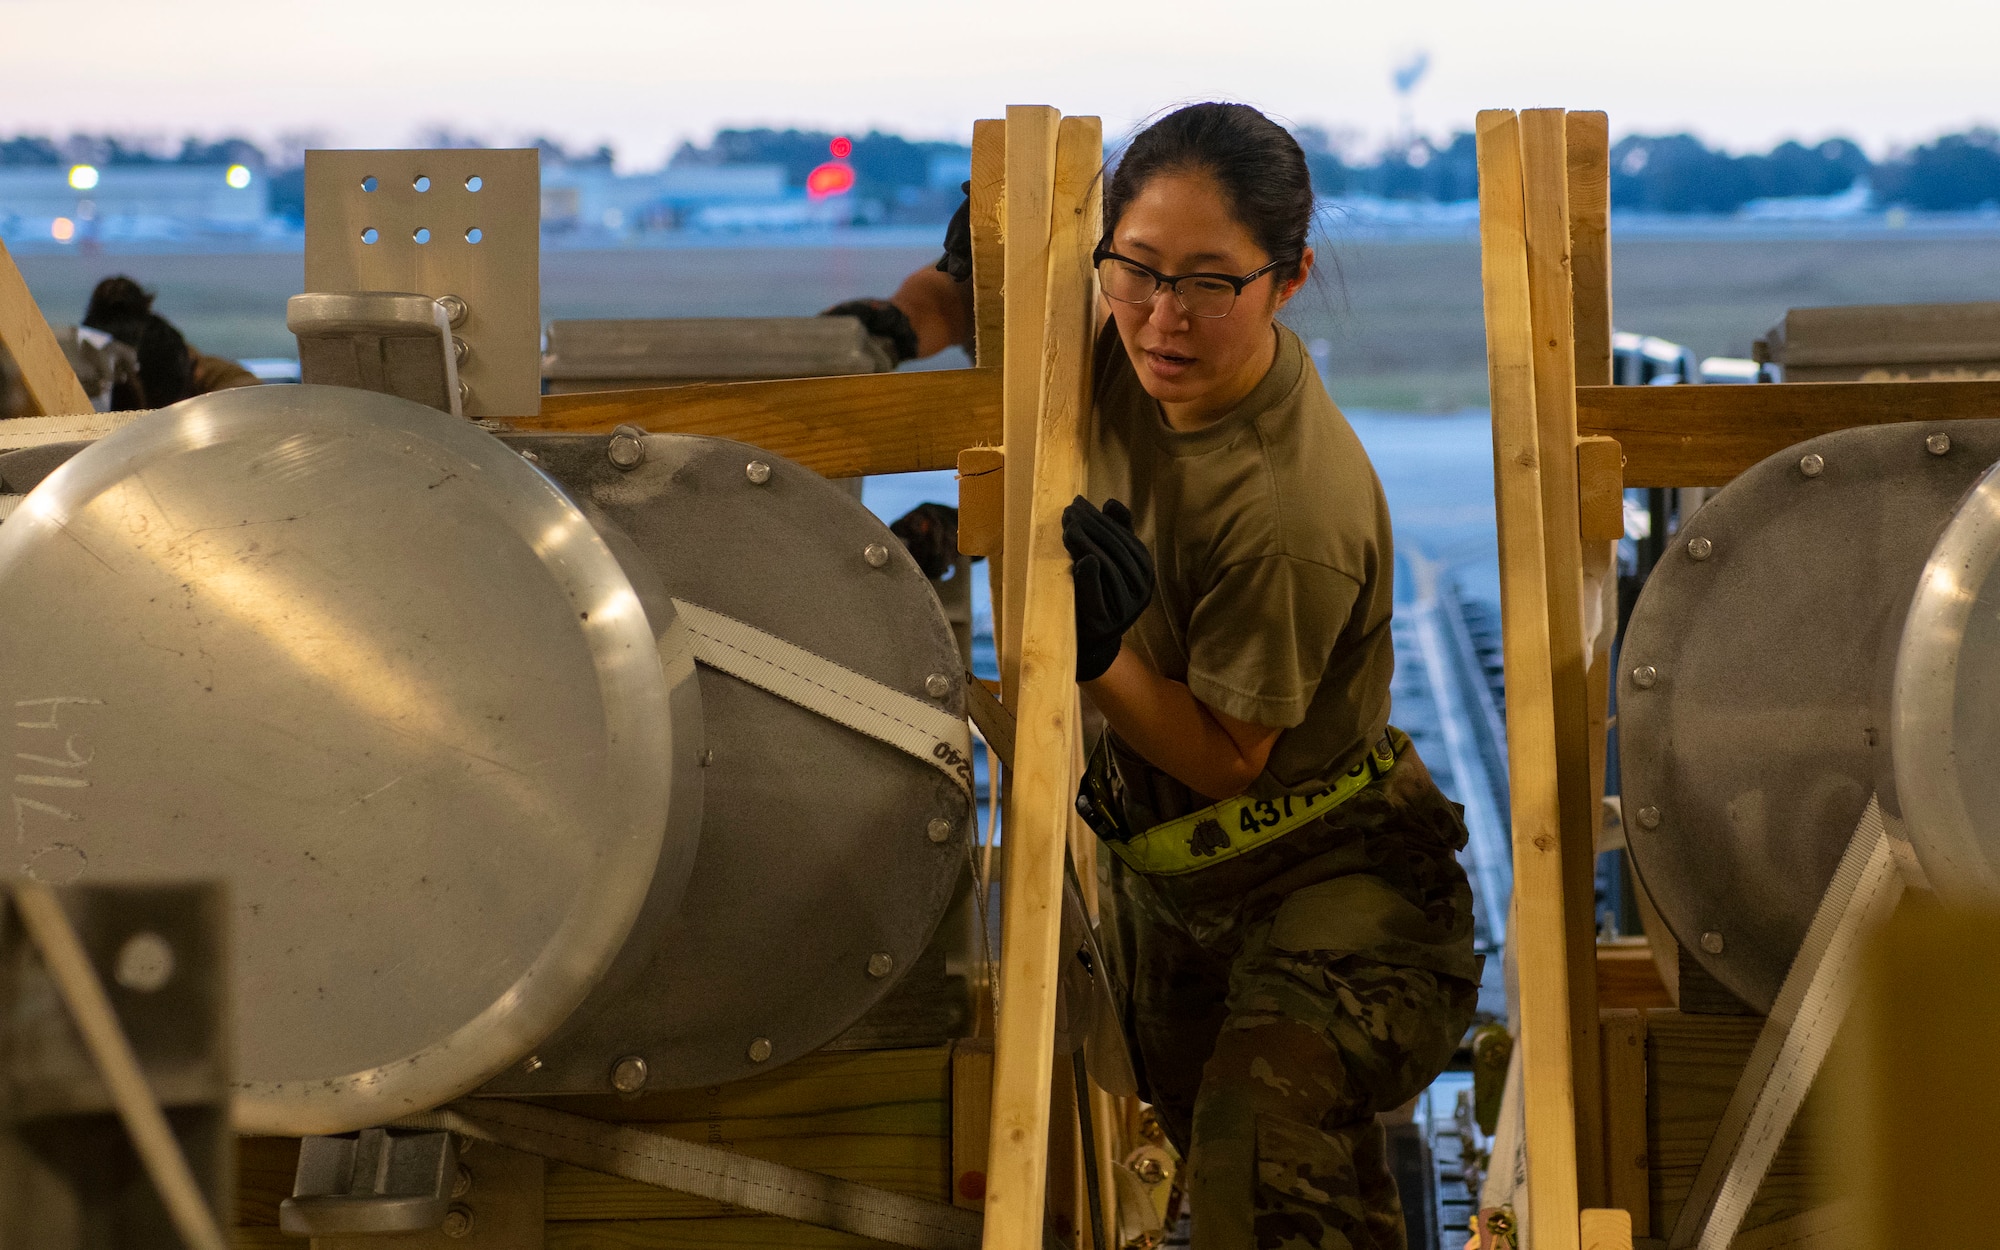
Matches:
[935,181,972,282]
[890,502,960,579]
[821,297,919,365]
[1063,496,1154,682]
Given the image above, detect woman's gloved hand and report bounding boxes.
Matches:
[1062,496,1154,682]
[820,298,919,365]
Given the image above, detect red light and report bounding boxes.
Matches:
[830,136,852,159]
[806,161,855,199]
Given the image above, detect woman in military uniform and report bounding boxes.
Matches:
[1062,103,1479,1250]
[843,104,1478,1248]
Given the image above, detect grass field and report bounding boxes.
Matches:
[17,231,2000,412]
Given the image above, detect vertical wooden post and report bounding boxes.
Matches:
[1566,113,1614,392]
[1519,108,1606,1210]
[970,119,1009,374]
[982,112,1101,1250]
[0,240,93,416]
[1475,108,1581,1250]
[998,105,1060,708]
[1598,1011,1650,1236]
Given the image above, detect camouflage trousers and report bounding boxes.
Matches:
[1108,772,1478,1249]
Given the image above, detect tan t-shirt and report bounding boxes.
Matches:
[1088,321,1396,823]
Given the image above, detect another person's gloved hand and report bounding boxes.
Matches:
[821,298,919,365]
[890,502,960,579]
[1062,496,1154,682]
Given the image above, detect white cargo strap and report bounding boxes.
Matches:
[403,1100,983,1250]
[670,597,974,798]
[1672,793,1906,1250]
[0,411,139,450]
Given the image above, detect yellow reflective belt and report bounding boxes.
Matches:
[1103,733,1399,876]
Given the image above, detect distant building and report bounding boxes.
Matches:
[540,164,789,233]
[0,163,265,243]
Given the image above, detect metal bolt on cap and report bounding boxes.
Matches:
[442,1207,474,1239]
[452,1164,473,1199]
[927,817,952,844]
[745,460,772,485]
[864,542,891,568]
[867,952,895,979]
[1929,433,1953,456]
[452,336,469,366]
[1632,665,1658,689]
[520,1054,543,1074]
[518,449,540,464]
[1799,452,1824,478]
[436,293,468,327]
[1687,536,1713,561]
[925,673,952,699]
[1700,931,1726,954]
[698,748,714,767]
[611,1054,649,1094]
[1637,805,1661,829]
[608,435,644,469]
[747,1037,774,1063]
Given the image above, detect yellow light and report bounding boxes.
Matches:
[50,218,74,242]
[66,164,98,191]
[225,164,252,189]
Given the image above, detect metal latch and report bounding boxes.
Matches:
[279,1127,458,1236]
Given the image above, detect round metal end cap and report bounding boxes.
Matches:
[747,1037,774,1063]
[925,673,952,699]
[1637,806,1661,829]
[864,542,891,568]
[1631,665,1658,690]
[745,460,773,485]
[1929,433,1953,456]
[1799,453,1824,478]
[927,817,952,844]
[1686,536,1713,561]
[1700,931,1725,955]
[867,952,894,979]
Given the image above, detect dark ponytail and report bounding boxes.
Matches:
[1102,103,1315,282]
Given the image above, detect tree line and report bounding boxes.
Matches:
[9,125,2000,214]
[1294,127,2000,212]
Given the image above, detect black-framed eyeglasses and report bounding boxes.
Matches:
[1092,247,1285,319]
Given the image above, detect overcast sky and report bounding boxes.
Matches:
[1,0,1992,167]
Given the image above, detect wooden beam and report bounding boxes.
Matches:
[982,112,1099,1250]
[1579,1208,1633,1250]
[1521,107,1606,1212]
[957,446,1006,556]
[1599,1010,1650,1235]
[1576,378,2000,487]
[510,368,1002,478]
[0,239,93,416]
[999,104,1061,706]
[1577,437,1625,543]
[1475,107,1581,1250]
[971,120,1008,373]
[1566,112,1614,390]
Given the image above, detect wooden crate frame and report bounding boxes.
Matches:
[0,107,1106,1250]
[1478,107,1998,1250]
